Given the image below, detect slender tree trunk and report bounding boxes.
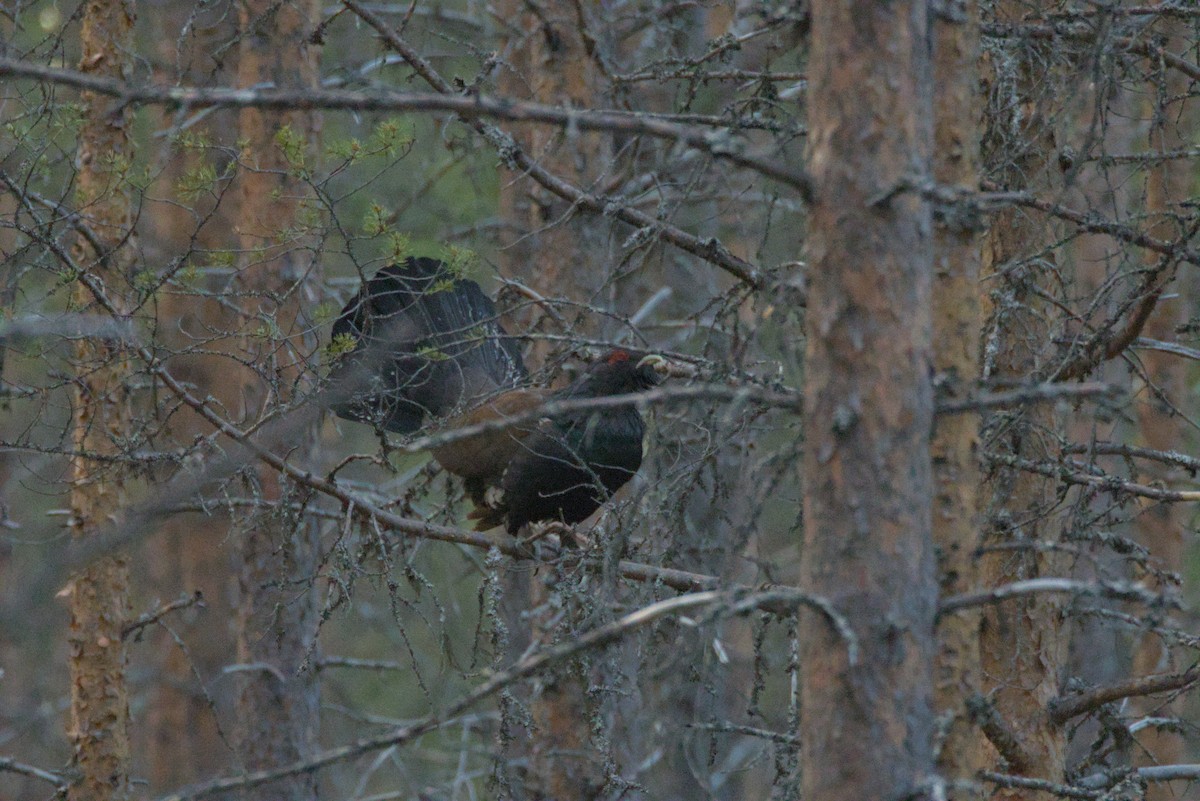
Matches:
[978,3,1068,796]
[495,0,611,352]
[231,2,322,799]
[65,2,137,800]
[1129,13,1191,792]
[493,1,613,797]
[492,0,614,796]
[931,2,989,797]
[139,6,241,787]
[801,2,937,799]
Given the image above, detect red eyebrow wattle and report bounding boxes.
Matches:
[607,350,631,364]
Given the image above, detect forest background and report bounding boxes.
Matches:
[2,1,1200,800]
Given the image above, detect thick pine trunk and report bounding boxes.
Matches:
[800,2,937,799]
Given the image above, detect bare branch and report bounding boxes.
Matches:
[1133,337,1200,362]
[0,757,69,789]
[983,452,1200,502]
[980,771,1098,799]
[966,695,1036,775]
[152,589,827,800]
[1061,441,1200,474]
[1078,764,1200,789]
[977,181,1200,266]
[938,578,1171,618]
[0,57,809,196]
[122,591,206,640]
[936,381,1117,414]
[1049,665,1200,725]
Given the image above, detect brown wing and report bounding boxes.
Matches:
[432,388,548,508]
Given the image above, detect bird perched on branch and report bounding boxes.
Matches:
[328,257,668,534]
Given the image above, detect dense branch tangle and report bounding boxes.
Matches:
[4,1,1200,799]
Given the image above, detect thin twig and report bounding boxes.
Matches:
[685,721,800,746]
[153,589,822,801]
[0,757,69,788]
[122,591,205,640]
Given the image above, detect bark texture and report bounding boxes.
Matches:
[495,0,611,354]
[66,2,137,800]
[494,1,612,797]
[978,2,1068,796]
[1129,15,1191,793]
[232,2,323,799]
[139,6,241,786]
[801,2,937,799]
[931,3,989,796]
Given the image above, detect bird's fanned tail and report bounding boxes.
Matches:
[328,256,527,433]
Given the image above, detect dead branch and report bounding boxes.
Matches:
[1077,764,1200,789]
[0,757,69,789]
[980,771,1097,799]
[966,696,1036,775]
[151,589,821,801]
[1049,665,1200,724]
[983,452,1200,502]
[977,181,1200,266]
[0,57,809,196]
[1061,441,1200,474]
[122,591,206,640]
[937,578,1170,618]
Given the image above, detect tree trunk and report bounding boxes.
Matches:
[801,2,937,799]
[1129,13,1191,793]
[493,1,613,797]
[978,3,1068,796]
[231,2,323,799]
[138,6,241,788]
[65,2,137,800]
[931,2,989,797]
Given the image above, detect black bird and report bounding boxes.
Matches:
[329,257,667,534]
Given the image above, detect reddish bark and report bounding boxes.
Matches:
[801,2,937,798]
[66,2,137,799]
[231,2,323,799]
[978,4,1068,797]
[931,2,990,797]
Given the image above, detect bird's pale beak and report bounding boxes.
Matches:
[637,353,671,378]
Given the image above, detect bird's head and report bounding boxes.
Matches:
[589,349,668,393]
[562,349,669,397]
